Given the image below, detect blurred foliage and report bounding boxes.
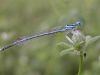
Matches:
[0,0,100,75]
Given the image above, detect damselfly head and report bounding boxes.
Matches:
[64,21,81,30]
[75,21,81,26]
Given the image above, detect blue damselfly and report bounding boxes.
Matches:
[0,21,81,51]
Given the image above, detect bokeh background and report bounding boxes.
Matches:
[0,0,100,75]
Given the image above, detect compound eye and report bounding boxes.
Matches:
[76,21,81,26]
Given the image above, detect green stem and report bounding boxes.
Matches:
[78,51,83,75]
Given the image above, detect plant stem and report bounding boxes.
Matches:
[78,51,83,75]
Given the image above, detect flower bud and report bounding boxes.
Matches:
[71,30,86,50]
[72,30,85,44]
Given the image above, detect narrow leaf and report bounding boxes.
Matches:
[60,48,74,56]
[56,42,71,51]
[85,35,100,48]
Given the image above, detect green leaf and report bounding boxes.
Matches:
[85,35,100,48]
[60,48,75,56]
[66,35,74,44]
[56,42,71,51]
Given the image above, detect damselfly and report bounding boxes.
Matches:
[0,21,81,52]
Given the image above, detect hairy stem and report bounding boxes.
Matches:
[78,51,83,75]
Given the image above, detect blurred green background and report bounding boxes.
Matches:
[0,0,100,75]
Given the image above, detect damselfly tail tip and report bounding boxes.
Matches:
[0,47,6,52]
[0,48,3,52]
